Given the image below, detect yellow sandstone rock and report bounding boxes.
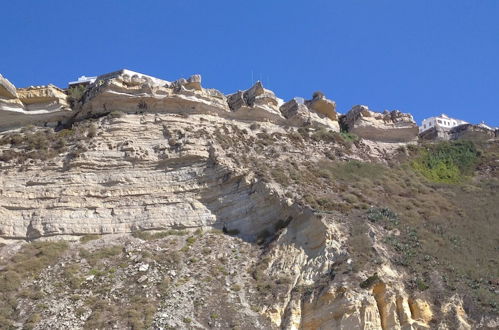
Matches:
[409,298,433,324]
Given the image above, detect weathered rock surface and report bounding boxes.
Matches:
[77,71,229,120]
[280,98,339,131]
[420,123,497,141]
[0,115,294,241]
[78,71,341,130]
[0,74,18,99]
[418,126,450,141]
[0,70,344,134]
[17,85,68,106]
[227,81,285,122]
[0,76,72,131]
[0,71,493,330]
[342,105,419,142]
[305,91,338,121]
[0,112,489,329]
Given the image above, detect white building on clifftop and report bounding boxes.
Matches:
[68,75,97,88]
[419,114,468,133]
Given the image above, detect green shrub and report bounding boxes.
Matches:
[67,85,87,106]
[340,132,359,143]
[224,228,240,236]
[249,123,260,131]
[321,160,386,181]
[412,141,479,183]
[415,278,429,291]
[343,193,359,204]
[80,245,122,266]
[310,128,339,143]
[256,229,273,244]
[87,124,97,138]
[80,234,101,243]
[24,312,42,330]
[270,168,290,186]
[0,271,21,291]
[108,111,124,118]
[360,273,380,289]
[367,207,399,225]
[132,229,187,241]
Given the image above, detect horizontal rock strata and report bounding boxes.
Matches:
[420,123,497,141]
[343,105,419,143]
[0,77,72,131]
[1,70,343,133]
[0,114,297,241]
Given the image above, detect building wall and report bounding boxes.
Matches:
[420,115,467,133]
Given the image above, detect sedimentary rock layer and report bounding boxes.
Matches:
[343,105,419,143]
[0,77,72,131]
[0,114,293,240]
[420,123,497,141]
[1,70,342,132]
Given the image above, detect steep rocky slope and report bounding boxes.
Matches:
[0,71,498,329]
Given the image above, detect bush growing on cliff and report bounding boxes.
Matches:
[367,207,400,229]
[360,273,380,289]
[0,124,98,163]
[67,85,86,107]
[340,131,359,143]
[107,111,125,119]
[412,140,479,183]
[310,128,337,142]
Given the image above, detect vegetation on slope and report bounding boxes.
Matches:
[0,123,97,163]
[0,118,497,327]
[233,128,497,319]
[266,139,498,317]
[67,85,87,107]
[412,140,480,183]
[0,241,69,329]
[0,229,272,329]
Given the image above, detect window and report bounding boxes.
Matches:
[437,119,442,124]
[424,124,426,128]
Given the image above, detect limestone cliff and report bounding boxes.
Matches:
[0,71,497,330]
[0,78,72,131]
[0,70,343,133]
[342,105,419,143]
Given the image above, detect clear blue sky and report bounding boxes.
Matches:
[1,0,498,126]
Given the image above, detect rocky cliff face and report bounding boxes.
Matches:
[0,78,71,131]
[0,114,301,241]
[419,123,497,142]
[0,70,347,133]
[342,105,419,143]
[0,71,497,330]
